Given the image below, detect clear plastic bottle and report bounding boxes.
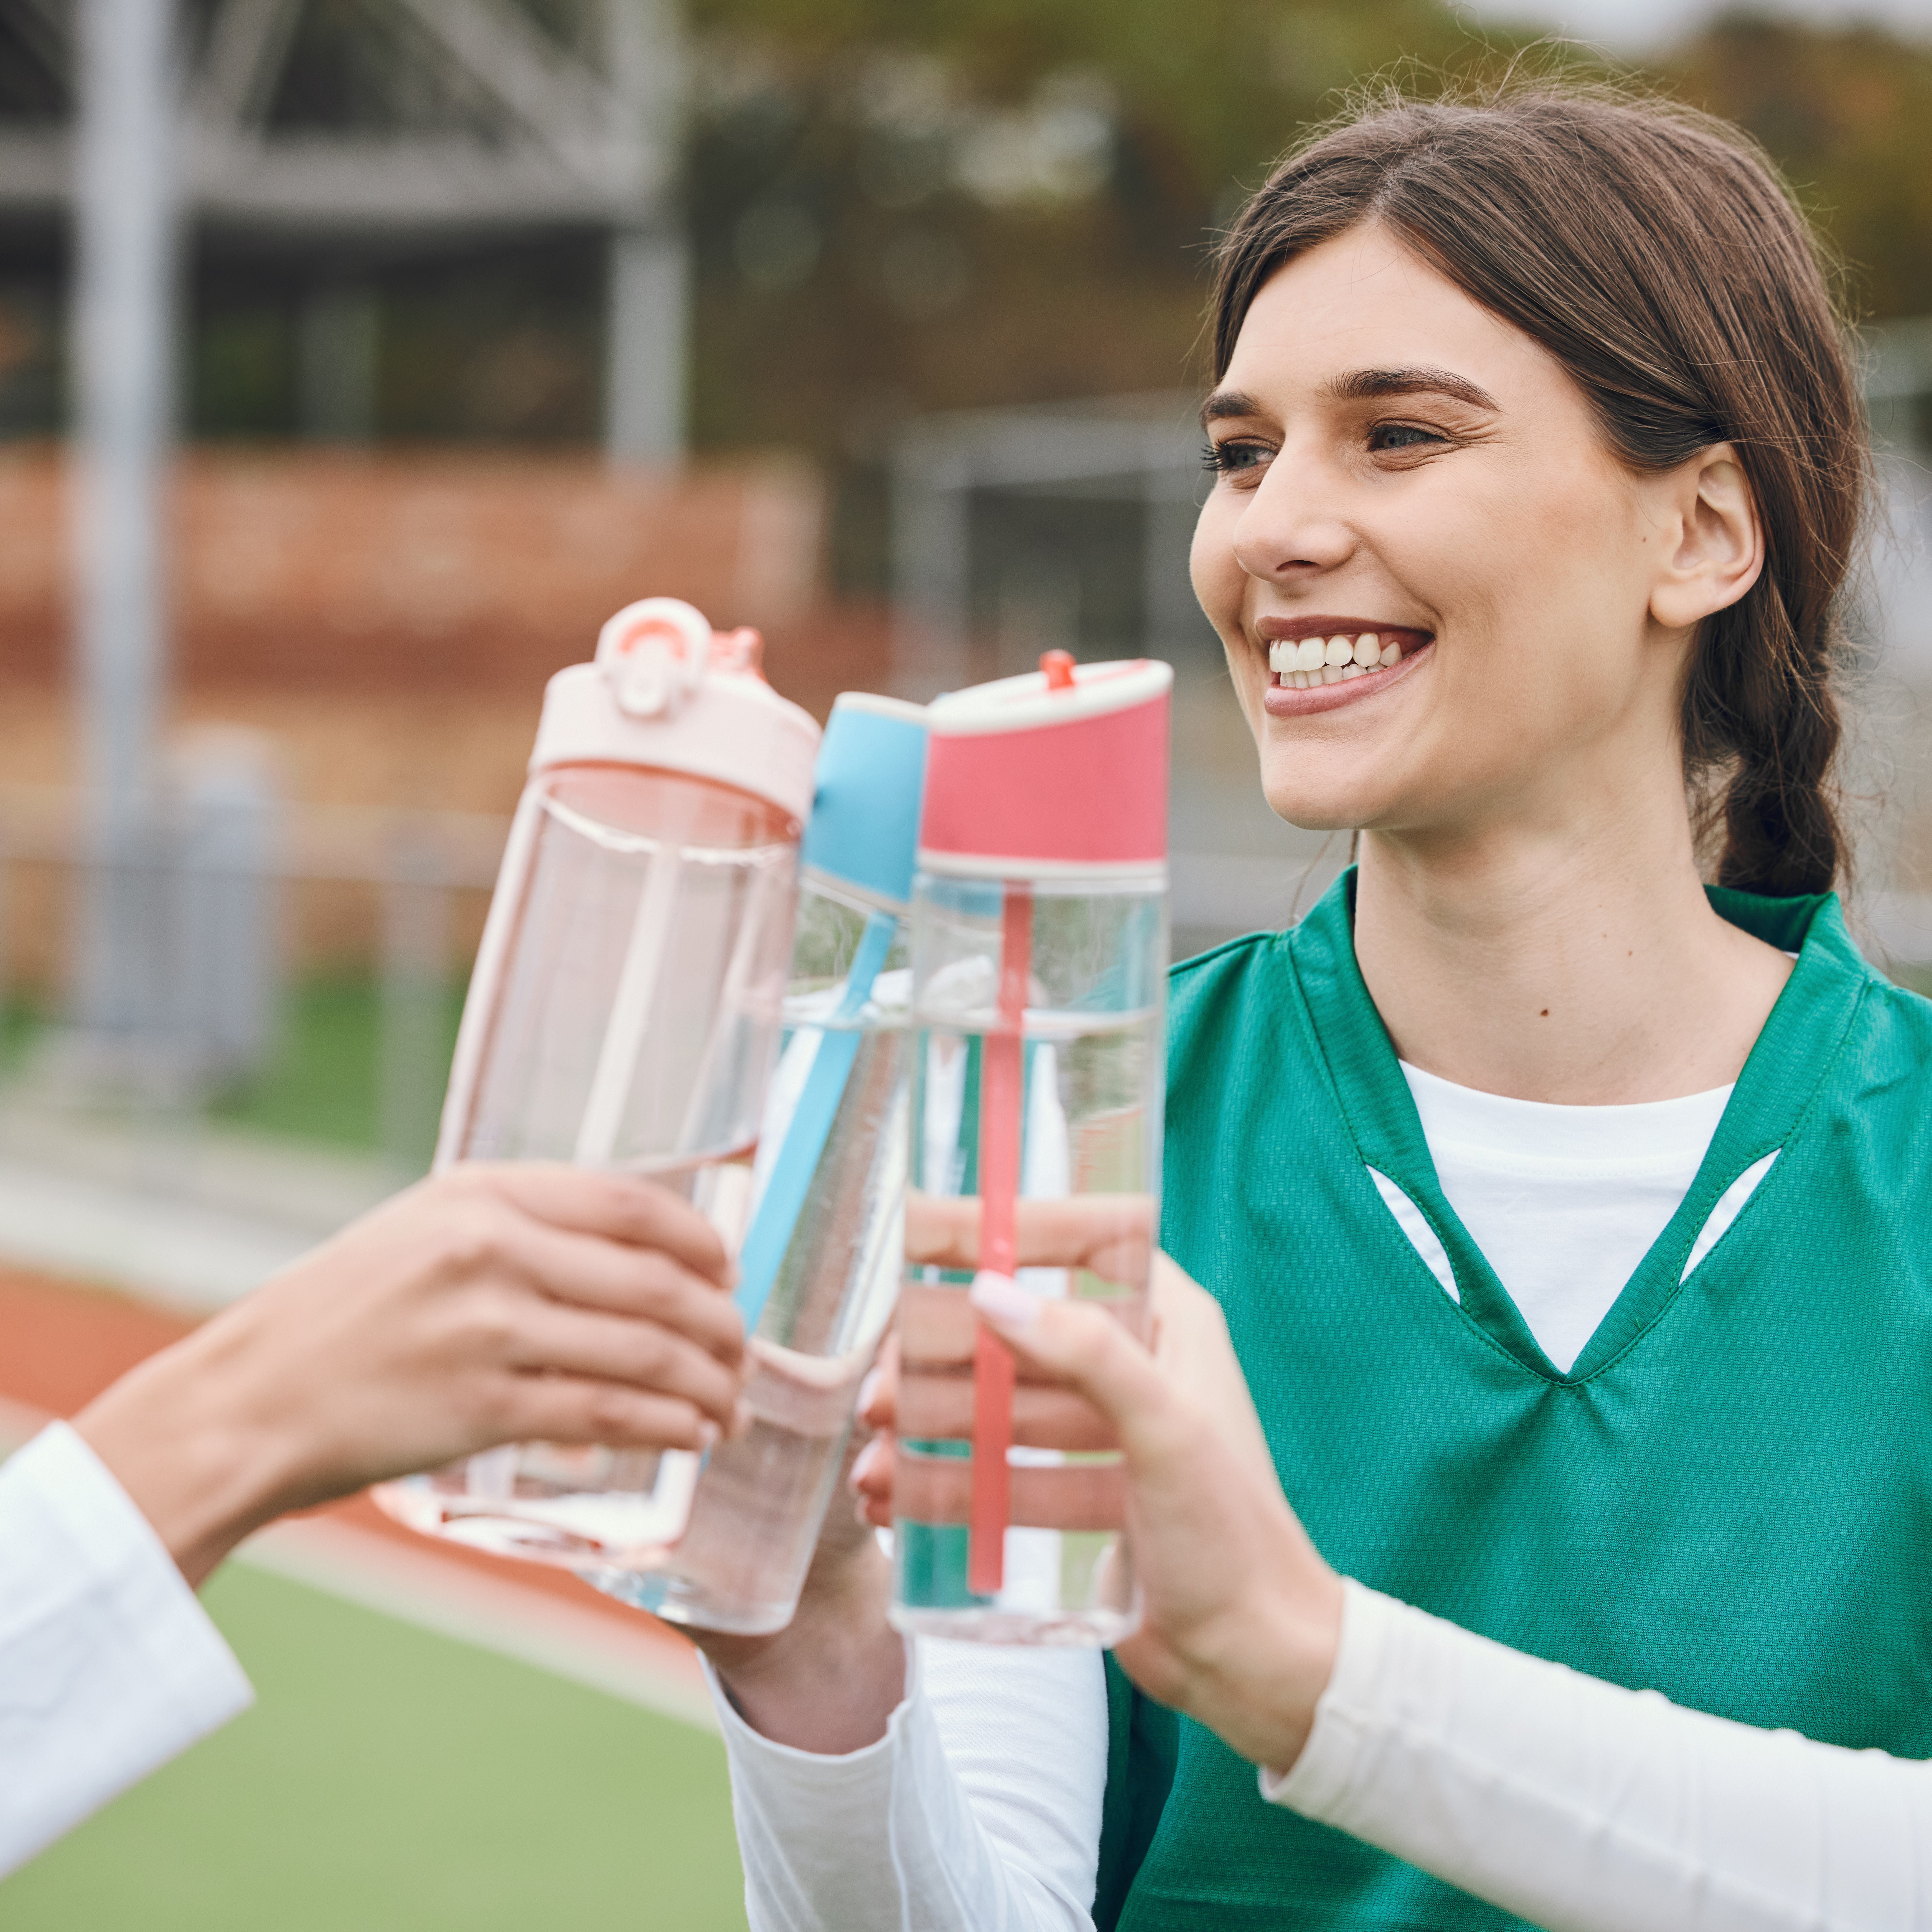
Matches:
[372,598,820,1570]
[890,652,1172,1646]
[590,692,929,1632]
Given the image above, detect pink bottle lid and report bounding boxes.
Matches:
[529,598,821,824]
[918,654,1172,880]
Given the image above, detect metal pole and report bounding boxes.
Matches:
[603,0,687,467]
[890,436,973,698]
[605,227,687,465]
[71,0,176,1050]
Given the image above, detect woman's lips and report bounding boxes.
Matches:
[1259,626,1434,717]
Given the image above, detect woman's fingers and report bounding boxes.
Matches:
[904,1192,1156,1280]
[851,1433,893,1527]
[857,1337,899,1432]
[896,1372,1118,1450]
[467,1163,735,1288]
[967,1273,1201,1469]
[508,1301,744,1435]
[489,1214,745,1366]
[503,1376,721,1454]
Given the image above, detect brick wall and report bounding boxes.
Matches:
[0,446,896,988]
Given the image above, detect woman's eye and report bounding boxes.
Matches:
[1203,438,1272,477]
[1367,421,1447,453]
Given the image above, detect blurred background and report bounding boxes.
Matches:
[0,0,1930,1926]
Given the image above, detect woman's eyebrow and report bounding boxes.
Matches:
[1324,366,1500,410]
[1200,387,1264,429]
[1200,367,1501,430]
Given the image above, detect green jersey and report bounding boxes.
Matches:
[1098,873,1932,1929]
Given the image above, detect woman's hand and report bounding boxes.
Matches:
[966,1265,1345,1775]
[74,1163,746,1589]
[850,1253,1281,1528]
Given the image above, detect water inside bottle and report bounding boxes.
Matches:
[374,762,801,1568]
[593,983,910,1630]
[892,998,1159,1645]
[458,772,797,1170]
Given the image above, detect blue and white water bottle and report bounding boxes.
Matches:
[592,691,929,1634]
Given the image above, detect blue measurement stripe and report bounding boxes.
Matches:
[733,908,899,1333]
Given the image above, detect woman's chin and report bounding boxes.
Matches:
[1258,776,1376,837]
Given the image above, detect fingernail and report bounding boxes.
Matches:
[731,1398,754,1439]
[849,1437,883,1489]
[856,1367,882,1415]
[969,1270,1037,1332]
[698,1419,720,1453]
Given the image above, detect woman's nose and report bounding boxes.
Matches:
[1231,463,1355,583]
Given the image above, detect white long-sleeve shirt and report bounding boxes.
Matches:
[712,1071,1932,1932]
[1268,1579,1932,1932]
[0,1422,254,1876]
[716,1573,1932,1932]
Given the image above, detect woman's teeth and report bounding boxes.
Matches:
[1266,632,1405,689]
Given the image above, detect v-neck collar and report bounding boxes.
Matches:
[1285,869,1874,1384]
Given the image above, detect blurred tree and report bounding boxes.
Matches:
[681,3,1932,590]
[685,0,1498,586]
[6,0,1932,507]
[687,0,1479,433]
[1669,15,1932,320]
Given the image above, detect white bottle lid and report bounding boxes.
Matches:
[529,598,821,824]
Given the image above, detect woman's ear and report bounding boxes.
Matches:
[1649,444,1764,631]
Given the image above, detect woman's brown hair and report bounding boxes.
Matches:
[1212,82,1869,898]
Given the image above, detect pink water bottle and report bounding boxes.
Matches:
[891,652,1172,1645]
[373,597,820,1569]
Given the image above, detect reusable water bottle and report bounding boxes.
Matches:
[891,651,1172,1646]
[372,597,820,1569]
[590,692,929,1633]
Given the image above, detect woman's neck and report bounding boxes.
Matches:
[1352,806,1794,1106]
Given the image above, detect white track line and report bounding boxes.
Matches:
[0,1396,716,1733]
[0,1167,313,1311]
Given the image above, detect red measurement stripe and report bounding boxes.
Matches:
[969,884,1031,1596]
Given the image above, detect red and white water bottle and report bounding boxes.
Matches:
[890,651,1171,1645]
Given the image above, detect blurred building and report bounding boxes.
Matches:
[0,0,876,1029]
[0,0,683,457]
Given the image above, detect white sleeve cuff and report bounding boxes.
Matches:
[705,1633,1102,1932]
[0,1422,254,1876]
[703,1636,930,1929]
[1258,1574,1395,1812]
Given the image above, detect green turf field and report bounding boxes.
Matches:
[0,1563,750,1931]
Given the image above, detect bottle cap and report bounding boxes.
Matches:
[801,693,929,911]
[918,656,1172,879]
[529,597,821,824]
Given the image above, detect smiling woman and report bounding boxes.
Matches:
[673,80,1932,1932]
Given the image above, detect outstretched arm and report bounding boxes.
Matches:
[0,1163,745,1878]
[971,1272,1932,1932]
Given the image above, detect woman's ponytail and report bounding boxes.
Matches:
[1687,580,1848,899]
